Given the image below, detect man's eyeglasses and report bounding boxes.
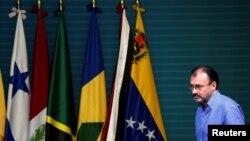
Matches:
[189,81,213,91]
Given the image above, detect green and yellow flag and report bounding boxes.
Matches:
[46,11,76,141]
[76,5,107,141]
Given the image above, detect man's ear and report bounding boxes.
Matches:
[211,81,217,90]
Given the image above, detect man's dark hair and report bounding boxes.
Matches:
[191,65,219,89]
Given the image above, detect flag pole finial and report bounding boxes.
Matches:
[92,0,96,8]
[38,0,41,9]
[16,0,20,9]
[121,0,124,8]
[136,0,139,6]
[59,0,63,12]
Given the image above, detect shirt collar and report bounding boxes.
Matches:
[207,90,220,109]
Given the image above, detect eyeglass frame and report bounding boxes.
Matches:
[189,81,213,91]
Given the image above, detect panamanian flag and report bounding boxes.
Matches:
[5,8,31,141]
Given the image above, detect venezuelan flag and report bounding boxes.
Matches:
[122,5,167,141]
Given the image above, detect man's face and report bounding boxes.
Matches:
[189,71,216,105]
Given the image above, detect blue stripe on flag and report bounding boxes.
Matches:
[124,79,164,141]
[81,9,104,86]
[4,120,14,141]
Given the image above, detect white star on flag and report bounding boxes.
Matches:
[137,121,147,133]
[125,116,136,129]
[146,129,156,141]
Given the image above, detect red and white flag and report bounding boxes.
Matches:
[29,7,49,141]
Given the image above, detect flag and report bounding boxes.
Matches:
[122,5,167,141]
[5,9,31,141]
[76,5,107,141]
[29,7,49,141]
[0,69,6,141]
[45,11,76,141]
[101,5,132,141]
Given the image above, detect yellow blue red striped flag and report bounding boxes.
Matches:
[121,4,167,141]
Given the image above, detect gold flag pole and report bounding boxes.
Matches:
[92,0,96,8]
[136,0,139,7]
[59,0,63,12]
[38,0,41,9]
[133,0,144,12]
[121,0,124,9]
[16,0,20,9]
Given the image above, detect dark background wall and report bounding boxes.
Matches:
[0,0,250,140]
